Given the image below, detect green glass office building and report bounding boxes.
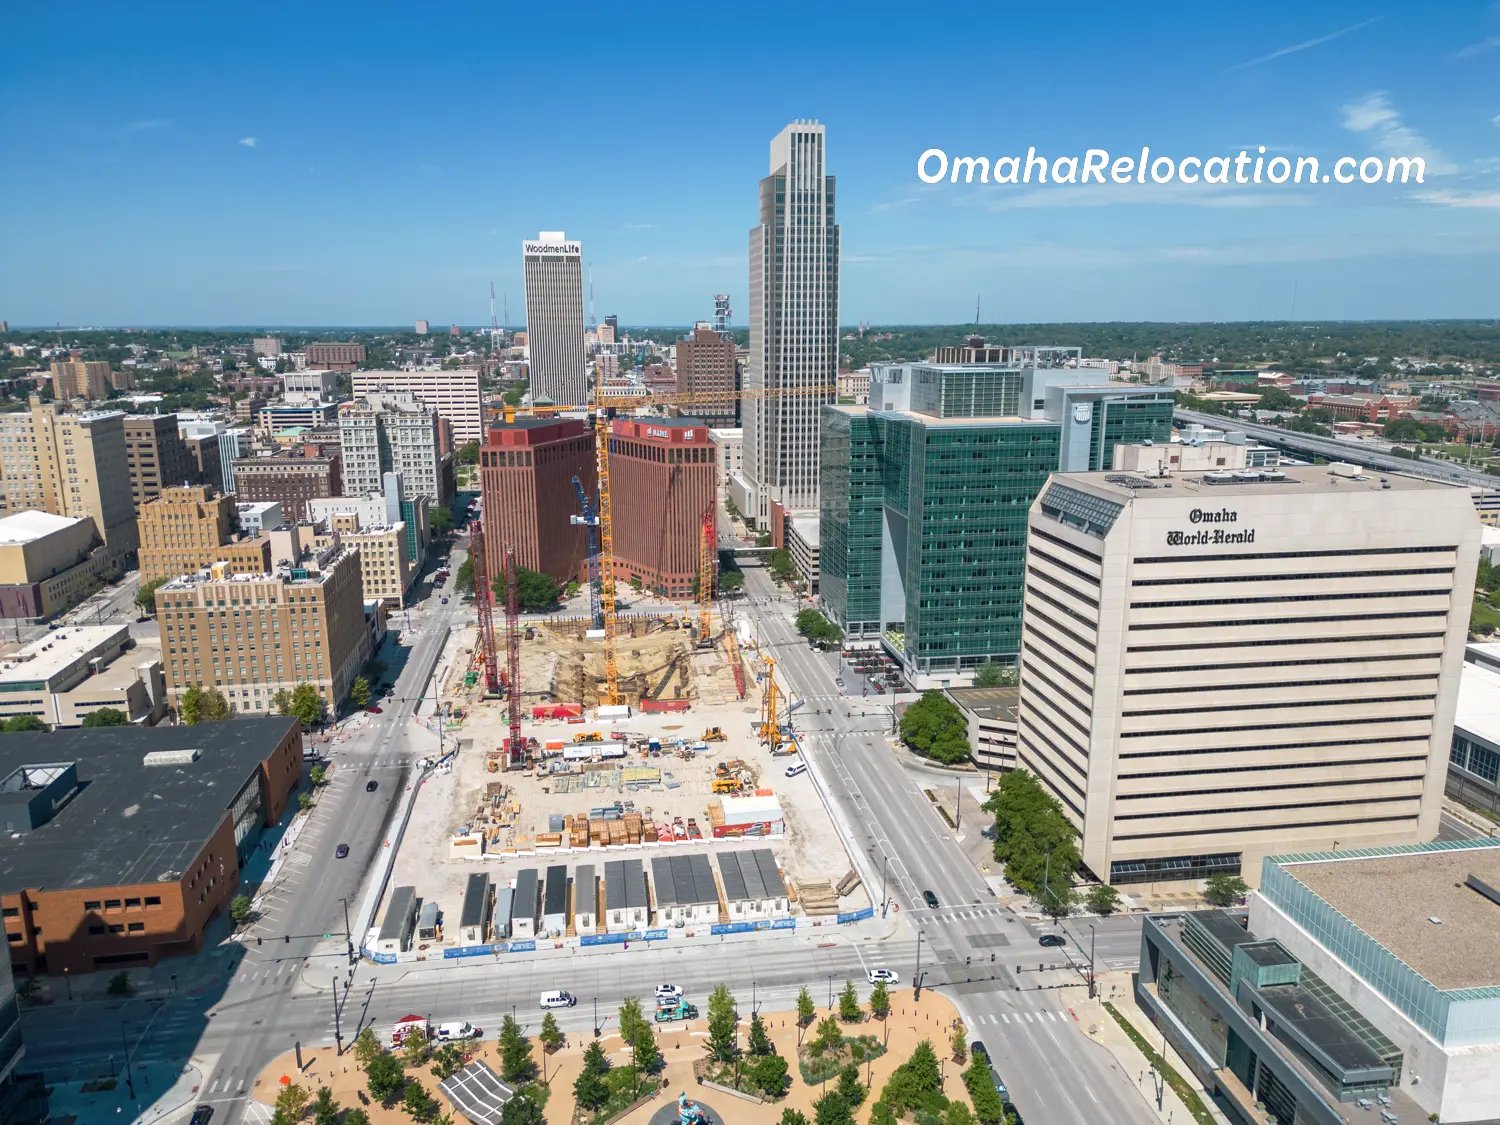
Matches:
[819,357,1172,684]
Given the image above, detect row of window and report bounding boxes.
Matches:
[1130,610,1446,632]
[1121,713,1435,738]
[1125,630,1448,654]
[1123,650,1440,677]
[1116,772,1425,802]
[1122,693,1436,719]
[1119,754,1429,780]
[1129,565,1454,588]
[1129,588,1451,610]
[1115,812,1414,842]
[83,896,162,910]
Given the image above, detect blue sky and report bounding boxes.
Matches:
[1,0,1497,326]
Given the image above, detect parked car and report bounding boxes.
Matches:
[654,984,684,1001]
[784,762,808,777]
[1039,933,1066,948]
[866,968,899,984]
[366,705,383,715]
[366,779,379,792]
[922,889,940,908]
[435,1021,482,1041]
[335,843,350,859]
[190,1108,215,1125]
[540,990,577,1009]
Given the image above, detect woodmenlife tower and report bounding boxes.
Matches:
[731,120,840,524]
[522,232,587,407]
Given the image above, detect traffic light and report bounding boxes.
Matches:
[285,934,290,944]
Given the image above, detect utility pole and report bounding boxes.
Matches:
[914,931,925,999]
[880,854,890,919]
[1088,924,1097,999]
[955,775,962,830]
[340,895,355,964]
[333,974,343,1053]
[120,1024,137,1101]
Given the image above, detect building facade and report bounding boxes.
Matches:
[137,485,272,584]
[338,393,448,504]
[522,232,587,407]
[0,624,165,728]
[281,369,339,399]
[49,359,111,403]
[0,511,113,620]
[1015,463,1480,888]
[732,120,839,523]
[0,399,138,563]
[156,542,369,713]
[710,427,743,487]
[232,452,342,523]
[351,369,484,444]
[123,414,198,509]
[607,419,717,598]
[674,324,737,426]
[0,719,302,976]
[479,419,595,582]
[818,357,1173,685]
[178,420,248,494]
[308,472,429,573]
[307,513,411,606]
[303,342,365,371]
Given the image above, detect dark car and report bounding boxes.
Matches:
[1039,933,1066,948]
[366,779,379,792]
[190,1107,215,1125]
[970,1041,990,1065]
[335,843,350,859]
[922,889,940,909]
[366,705,383,714]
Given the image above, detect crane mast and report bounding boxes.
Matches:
[469,519,500,695]
[503,546,523,768]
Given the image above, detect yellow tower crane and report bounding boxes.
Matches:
[499,380,835,707]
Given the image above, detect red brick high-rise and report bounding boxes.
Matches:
[673,324,737,426]
[608,419,717,598]
[480,418,595,582]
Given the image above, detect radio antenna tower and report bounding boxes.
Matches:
[489,281,499,337]
[588,267,597,332]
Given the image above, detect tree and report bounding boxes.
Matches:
[837,980,862,1023]
[428,506,454,536]
[367,1050,405,1102]
[274,1083,310,1120]
[779,1112,810,1125]
[748,1011,774,1057]
[946,1103,976,1125]
[796,986,816,1027]
[630,1018,663,1074]
[617,996,646,1045]
[539,1010,564,1052]
[869,979,891,1019]
[707,983,739,1062]
[457,441,481,466]
[350,677,372,709]
[1204,873,1250,907]
[573,1040,611,1110]
[499,1095,545,1125]
[179,684,205,725]
[107,971,134,997]
[949,1023,968,1061]
[342,1112,372,1125]
[1,714,46,732]
[353,1027,382,1068]
[202,686,230,721]
[134,577,168,615]
[811,1016,843,1055]
[769,548,796,583]
[813,1090,854,1125]
[1085,884,1121,916]
[402,1026,431,1066]
[401,1080,435,1120]
[455,556,475,594]
[312,1087,340,1125]
[982,769,1081,902]
[229,894,252,926]
[837,1064,867,1108]
[964,1056,1008,1125]
[868,1103,899,1125]
[1042,882,1077,921]
[309,764,327,787]
[718,570,745,594]
[496,566,560,612]
[298,792,313,813]
[497,1014,534,1082]
[795,608,842,648]
[973,662,1018,688]
[898,691,971,765]
[749,1053,790,1098]
[430,1043,463,1080]
[82,707,128,727]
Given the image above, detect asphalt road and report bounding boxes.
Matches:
[734,566,1157,1125]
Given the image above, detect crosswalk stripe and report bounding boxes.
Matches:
[1024,1012,1033,1023]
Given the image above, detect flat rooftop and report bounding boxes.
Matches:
[0,717,297,891]
[1281,843,1500,991]
[947,686,1020,723]
[0,624,133,687]
[1455,661,1500,747]
[0,510,86,544]
[1054,461,1455,500]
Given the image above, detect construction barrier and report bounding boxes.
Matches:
[837,907,875,925]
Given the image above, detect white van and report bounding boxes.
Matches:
[435,1021,481,1041]
[784,762,808,778]
[540,990,577,1009]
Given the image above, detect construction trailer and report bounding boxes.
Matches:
[602,858,649,932]
[573,863,598,933]
[416,899,441,943]
[542,864,569,934]
[458,872,493,944]
[510,869,540,939]
[375,885,418,954]
[493,887,515,941]
[650,853,720,927]
[716,848,790,920]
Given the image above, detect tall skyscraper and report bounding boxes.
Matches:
[731,119,839,524]
[522,232,587,406]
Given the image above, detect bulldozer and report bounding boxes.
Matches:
[702,727,727,742]
[573,731,604,744]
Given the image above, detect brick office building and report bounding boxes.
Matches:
[232,452,342,523]
[123,414,198,509]
[608,419,717,598]
[0,718,302,975]
[479,418,595,582]
[674,324,738,426]
[303,342,366,372]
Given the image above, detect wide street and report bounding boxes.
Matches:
[732,564,1159,1125]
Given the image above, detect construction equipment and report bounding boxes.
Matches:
[702,727,726,742]
[711,777,742,795]
[759,653,783,752]
[573,732,604,744]
[570,475,604,631]
[502,546,523,768]
[469,519,500,695]
[698,505,715,645]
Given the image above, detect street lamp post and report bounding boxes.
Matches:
[1088,924,1097,1000]
[955,776,962,831]
[593,996,599,1038]
[880,854,890,918]
[332,974,343,1054]
[120,1024,137,1102]
[63,968,71,1001]
[914,931,925,999]
[339,896,355,964]
[827,975,834,1010]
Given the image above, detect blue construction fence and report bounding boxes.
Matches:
[579,928,670,947]
[711,918,798,936]
[837,906,875,925]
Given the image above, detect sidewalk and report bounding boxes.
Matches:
[43,1058,204,1125]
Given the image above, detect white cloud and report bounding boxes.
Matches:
[1454,36,1500,59]
[1225,17,1381,72]
[238,136,259,149]
[1339,92,1455,174]
[1413,189,1500,209]
[1493,113,1500,128]
[119,119,169,135]
[963,180,1316,212]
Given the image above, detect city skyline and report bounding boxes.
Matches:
[2,1,1497,326]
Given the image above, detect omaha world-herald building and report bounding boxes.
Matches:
[1016,462,1480,889]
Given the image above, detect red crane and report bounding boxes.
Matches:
[503,546,524,768]
[469,518,500,695]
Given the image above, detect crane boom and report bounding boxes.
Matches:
[499,381,836,424]
[570,475,603,630]
[698,506,714,645]
[503,546,523,767]
[469,519,500,694]
[594,405,620,706]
